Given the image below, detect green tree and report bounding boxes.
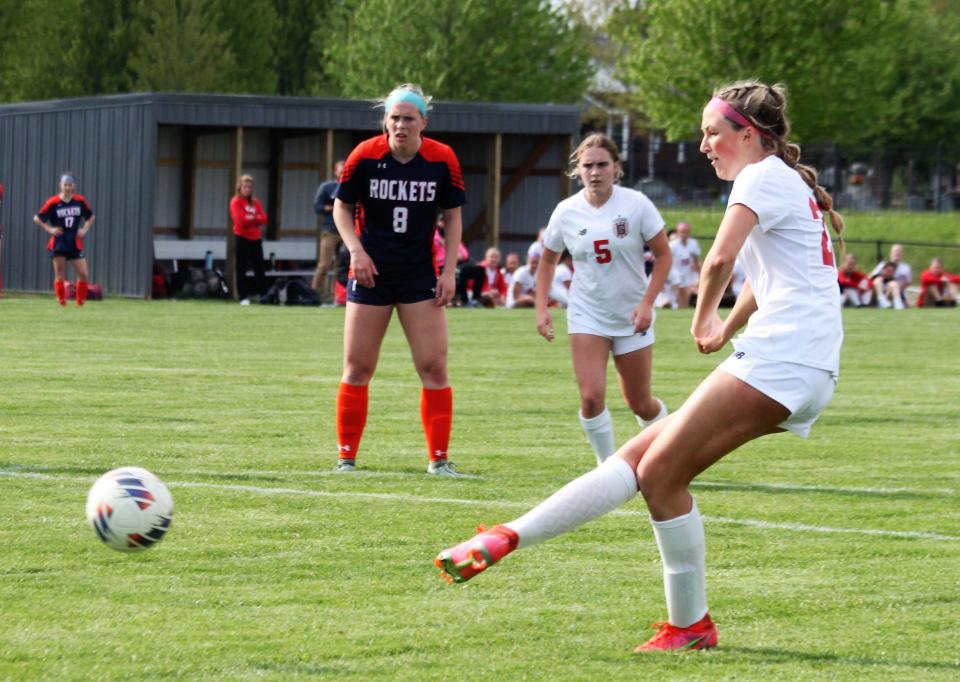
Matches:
[612,0,960,147]
[0,0,136,101]
[273,0,330,95]
[128,0,237,92]
[212,0,279,93]
[318,0,592,103]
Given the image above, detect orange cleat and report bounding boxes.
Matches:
[633,613,718,652]
[435,524,518,584]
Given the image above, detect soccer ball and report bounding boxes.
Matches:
[85,467,174,552]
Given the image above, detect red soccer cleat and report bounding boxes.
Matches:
[633,613,718,652]
[435,524,518,584]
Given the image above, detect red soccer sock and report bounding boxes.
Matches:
[54,279,67,306]
[421,386,453,462]
[336,382,368,460]
[76,280,89,307]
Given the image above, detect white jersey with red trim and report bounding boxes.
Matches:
[544,185,664,336]
[727,155,842,376]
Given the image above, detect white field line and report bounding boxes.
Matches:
[8,464,951,497]
[2,470,958,542]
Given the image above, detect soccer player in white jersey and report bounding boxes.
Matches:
[535,133,672,466]
[436,80,844,652]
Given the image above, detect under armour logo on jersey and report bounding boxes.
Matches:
[577,228,588,236]
[377,162,388,168]
[734,352,745,359]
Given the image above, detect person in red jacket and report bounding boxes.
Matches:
[230,174,267,304]
[34,173,96,306]
[837,253,872,307]
[918,257,960,307]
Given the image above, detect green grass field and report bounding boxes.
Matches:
[1,297,959,680]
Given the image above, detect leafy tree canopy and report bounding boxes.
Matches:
[318,0,592,103]
[610,0,960,145]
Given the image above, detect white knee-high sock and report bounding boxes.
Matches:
[650,498,708,628]
[579,408,616,465]
[504,456,637,549]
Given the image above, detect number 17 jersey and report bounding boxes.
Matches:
[336,134,466,278]
[544,185,664,336]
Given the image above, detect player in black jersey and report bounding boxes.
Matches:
[332,84,467,477]
[34,173,96,306]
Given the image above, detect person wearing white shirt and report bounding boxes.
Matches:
[506,252,538,308]
[669,221,701,307]
[549,250,574,307]
[527,227,546,261]
[534,133,672,466]
[869,243,912,307]
[436,81,845,654]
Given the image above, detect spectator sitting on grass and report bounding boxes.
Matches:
[838,253,873,307]
[918,257,960,307]
[479,247,508,308]
[869,243,912,306]
[503,252,521,291]
[872,261,904,310]
[507,251,539,308]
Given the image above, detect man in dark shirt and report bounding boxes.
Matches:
[311,160,344,299]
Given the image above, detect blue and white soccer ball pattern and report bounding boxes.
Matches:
[85,467,174,552]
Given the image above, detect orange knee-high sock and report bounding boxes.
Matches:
[76,280,89,306]
[421,386,453,462]
[336,382,368,460]
[54,280,66,306]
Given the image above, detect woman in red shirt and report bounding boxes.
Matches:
[918,257,960,307]
[837,253,872,307]
[229,174,267,304]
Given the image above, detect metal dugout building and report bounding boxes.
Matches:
[0,93,580,298]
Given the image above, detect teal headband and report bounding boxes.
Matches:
[384,90,427,117]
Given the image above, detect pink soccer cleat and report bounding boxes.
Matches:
[633,613,718,652]
[435,524,519,584]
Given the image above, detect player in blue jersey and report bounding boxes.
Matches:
[34,173,96,306]
[331,84,467,476]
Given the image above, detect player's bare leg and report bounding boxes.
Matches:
[397,300,461,476]
[570,333,616,464]
[621,370,787,651]
[614,345,667,427]
[336,302,393,470]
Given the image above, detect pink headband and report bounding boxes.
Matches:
[708,97,771,138]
